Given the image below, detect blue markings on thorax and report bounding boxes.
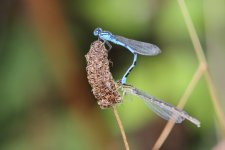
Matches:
[94,28,137,85]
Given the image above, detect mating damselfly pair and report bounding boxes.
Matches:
[93,28,200,127]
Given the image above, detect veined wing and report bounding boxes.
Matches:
[142,95,200,127]
[115,35,161,56]
[134,88,186,123]
[122,84,201,127]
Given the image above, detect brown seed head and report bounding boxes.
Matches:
[85,40,122,109]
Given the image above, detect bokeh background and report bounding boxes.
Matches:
[0,0,225,149]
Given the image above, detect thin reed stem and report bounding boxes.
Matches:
[177,0,225,135]
[177,0,207,64]
[152,65,204,150]
[112,107,130,150]
[204,70,225,135]
[153,0,225,149]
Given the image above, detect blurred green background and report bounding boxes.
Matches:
[0,0,225,149]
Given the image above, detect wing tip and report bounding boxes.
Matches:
[152,45,161,55]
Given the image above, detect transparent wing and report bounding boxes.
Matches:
[121,84,200,127]
[140,94,200,127]
[115,35,161,56]
[135,90,185,123]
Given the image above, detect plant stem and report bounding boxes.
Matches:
[112,107,130,150]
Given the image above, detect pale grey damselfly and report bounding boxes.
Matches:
[119,83,200,127]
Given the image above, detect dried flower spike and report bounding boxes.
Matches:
[85,40,122,109]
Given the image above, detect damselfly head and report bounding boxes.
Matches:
[93,28,102,36]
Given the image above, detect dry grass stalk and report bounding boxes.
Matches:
[85,40,130,150]
[153,0,225,149]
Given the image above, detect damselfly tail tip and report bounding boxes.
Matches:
[187,116,201,128]
[194,120,201,128]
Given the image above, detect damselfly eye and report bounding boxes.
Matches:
[93,28,102,36]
